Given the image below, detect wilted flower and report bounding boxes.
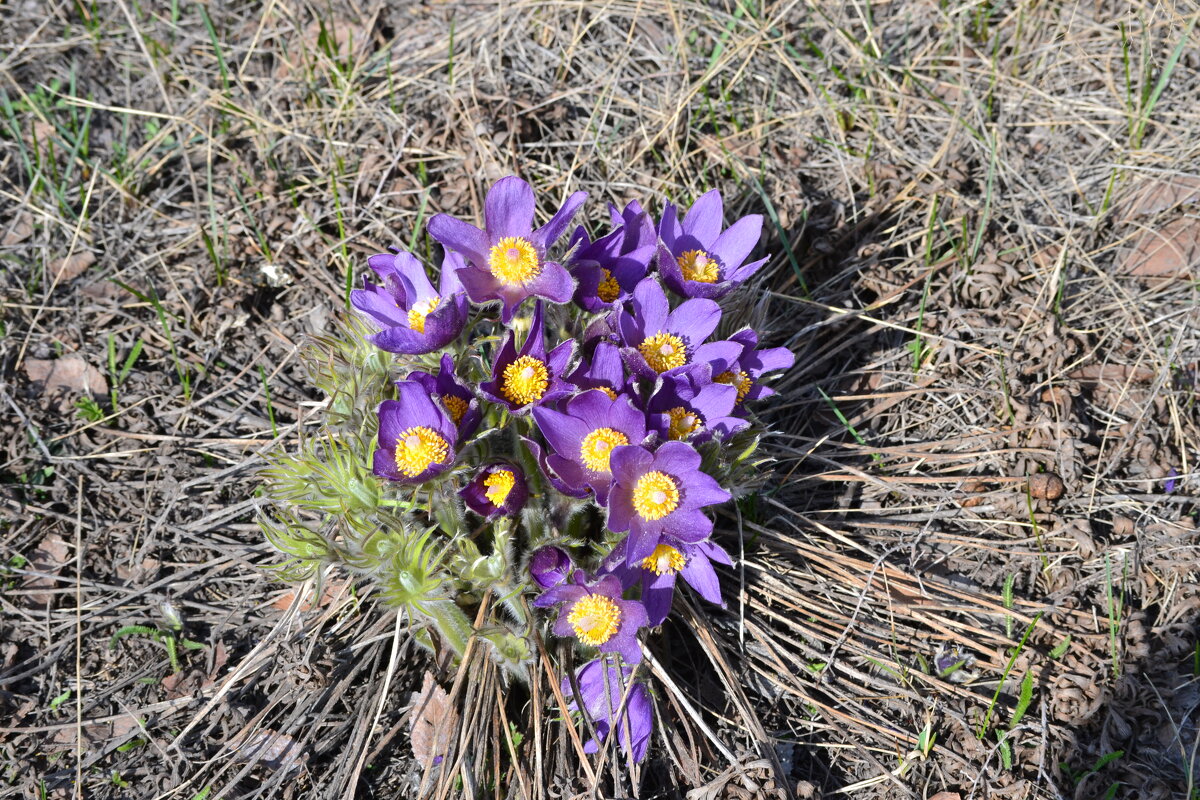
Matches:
[606,441,731,565]
[605,536,732,625]
[532,390,648,505]
[656,189,767,300]
[373,381,459,483]
[562,657,653,763]
[460,462,528,519]
[350,249,469,354]
[406,353,482,442]
[428,176,586,323]
[713,329,795,410]
[534,571,649,664]
[530,546,573,589]
[480,303,576,414]
[568,201,656,313]
[646,373,748,443]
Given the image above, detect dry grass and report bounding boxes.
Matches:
[1,0,1198,798]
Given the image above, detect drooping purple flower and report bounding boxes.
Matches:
[605,536,732,625]
[534,571,648,664]
[521,436,592,499]
[350,249,469,354]
[479,302,576,414]
[530,546,573,590]
[562,657,654,763]
[427,176,586,323]
[712,329,795,410]
[460,462,528,519]
[646,373,748,443]
[567,201,656,313]
[532,390,649,505]
[406,353,482,443]
[563,341,632,401]
[1165,467,1179,494]
[606,441,731,565]
[656,189,767,300]
[615,278,742,382]
[373,381,459,484]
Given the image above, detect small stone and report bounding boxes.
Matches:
[1028,472,1065,500]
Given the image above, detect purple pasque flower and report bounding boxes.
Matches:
[530,546,573,590]
[605,536,732,625]
[479,302,576,414]
[563,341,632,400]
[460,462,528,520]
[534,571,648,664]
[406,353,482,443]
[646,372,748,444]
[350,249,469,354]
[562,657,653,763]
[606,441,731,565]
[532,390,648,505]
[615,277,742,382]
[522,436,592,499]
[373,381,459,483]
[656,189,767,300]
[712,329,795,410]
[427,176,586,324]
[567,201,656,313]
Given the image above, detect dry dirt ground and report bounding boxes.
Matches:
[2,1,1199,798]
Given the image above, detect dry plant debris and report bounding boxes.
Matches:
[0,0,1198,798]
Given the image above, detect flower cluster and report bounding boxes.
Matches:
[262,176,792,767]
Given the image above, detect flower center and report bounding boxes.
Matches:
[632,470,680,520]
[488,236,541,285]
[597,386,618,400]
[500,355,550,405]
[597,268,621,302]
[483,469,516,507]
[441,394,469,425]
[640,544,688,576]
[638,332,688,373]
[407,296,440,333]
[666,406,703,440]
[677,249,720,283]
[715,370,752,403]
[393,426,451,477]
[579,427,629,473]
[567,594,622,646]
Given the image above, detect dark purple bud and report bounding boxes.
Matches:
[1165,467,1179,494]
[530,546,572,590]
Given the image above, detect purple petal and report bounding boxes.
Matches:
[658,202,681,250]
[428,214,489,266]
[709,214,762,271]
[533,190,588,250]
[629,278,669,334]
[455,263,502,305]
[641,572,677,625]
[681,190,723,247]
[680,552,724,606]
[525,260,577,306]
[485,176,536,241]
[650,440,702,474]
[665,298,721,348]
[659,510,713,543]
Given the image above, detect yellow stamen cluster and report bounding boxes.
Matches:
[640,544,688,576]
[488,236,541,285]
[677,249,720,283]
[597,268,621,302]
[501,355,550,405]
[393,426,450,477]
[638,332,687,373]
[666,407,703,440]
[442,394,469,425]
[632,470,680,520]
[715,370,753,403]
[579,427,629,473]
[407,296,440,333]
[567,594,622,646]
[597,386,618,400]
[483,469,516,507]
